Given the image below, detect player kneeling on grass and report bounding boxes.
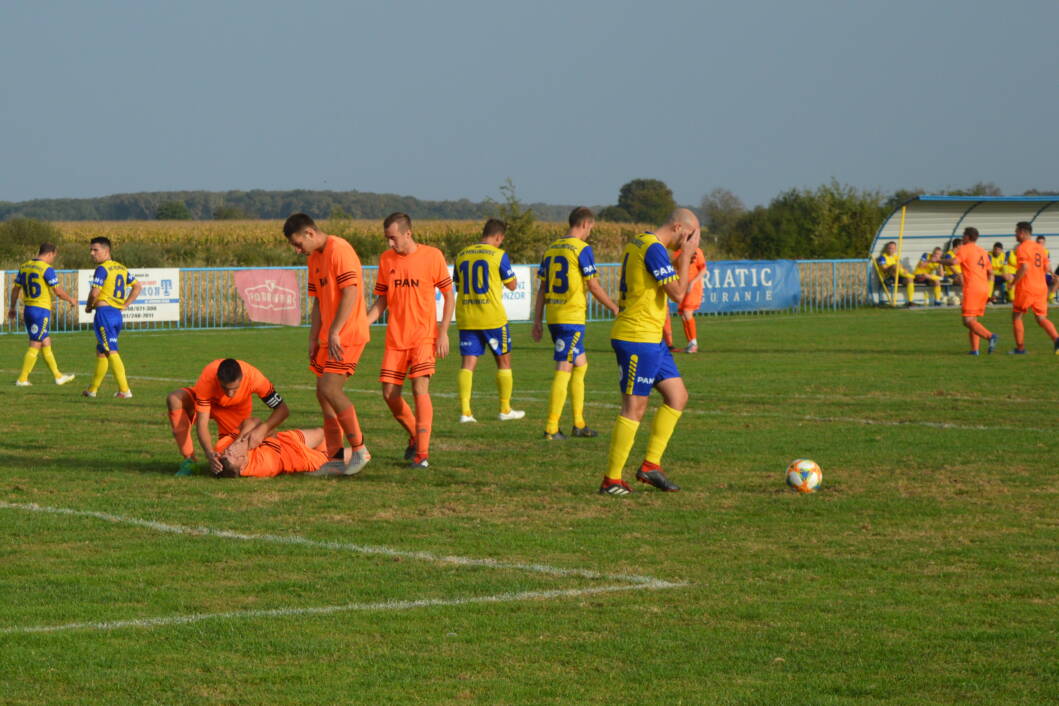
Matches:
[215,419,352,478]
[9,242,77,387]
[453,218,524,423]
[941,228,998,355]
[602,209,701,496]
[166,358,289,476]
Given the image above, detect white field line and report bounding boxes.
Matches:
[0,502,669,586]
[3,371,1043,434]
[0,501,684,635]
[0,583,671,636]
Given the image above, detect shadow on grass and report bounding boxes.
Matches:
[0,453,176,476]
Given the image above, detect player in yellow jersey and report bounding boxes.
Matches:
[8,243,77,386]
[913,247,944,306]
[82,237,142,399]
[875,241,915,305]
[601,209,700,496]
[453,218,525,423]
[531,207,619,440]
[989,242,1008,303]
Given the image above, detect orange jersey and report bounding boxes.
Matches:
[192,360,282,423]
[954,243,992,293]
[241,430,328,478]
[307,236,370,346]
[673,247,707,302]
[375,245,452,349]
[1015,240,1050,299]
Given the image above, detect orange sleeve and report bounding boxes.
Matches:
[192,361,220,411]
[374,252,390,294]
[333,241,359,290]
[434,250,452,292]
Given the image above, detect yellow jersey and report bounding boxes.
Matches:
[14,259,59,309]
[943,248,962,275]
[537,236,599,325]
[913,254,942,277]
[453,243,515,329]
[990,251,1007,276]
[90,259,136,309]
[610,233,677,343]
[1003,251,1018,276]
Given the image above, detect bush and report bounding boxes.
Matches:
[0,219,64,265]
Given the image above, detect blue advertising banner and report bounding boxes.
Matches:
[694,260,800,313]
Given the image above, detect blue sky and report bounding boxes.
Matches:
[2,0,1057,207]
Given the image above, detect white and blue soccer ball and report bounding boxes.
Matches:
[786,459,822,493]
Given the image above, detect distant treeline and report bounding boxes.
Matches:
[0,189,577,223]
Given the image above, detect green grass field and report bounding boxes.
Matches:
[1,308,1057,704]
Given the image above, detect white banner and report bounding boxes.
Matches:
[435,265,532,323]
[78,268,181,324]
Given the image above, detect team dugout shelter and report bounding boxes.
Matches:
[868,195,1059,304]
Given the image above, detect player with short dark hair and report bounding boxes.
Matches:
[531,207,618,440]
[166,358,289,476]
[367,212,455,468]
[942,227,997,355]
[82,237,142,398]
[1009,221,1059,354]
[601,208,701,496]
[9,243,77,386]
[215,419,350,478]
[284,212,372,475]
[453,219,525,423]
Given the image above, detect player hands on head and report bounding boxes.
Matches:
[213,418,353,478]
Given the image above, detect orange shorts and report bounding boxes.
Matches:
[380,343,435,384]
[310,341,366,378]
[961,290,989,318]
[680,283,703,312]
[240,430,329,478]
[1013,294,1047,316]
[182,387,250,450]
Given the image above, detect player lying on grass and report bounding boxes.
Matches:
[166,358,289,476]
[9,242,77,387]
[453,218,525,423]
[601,208,701,496]
[215,419,353,478]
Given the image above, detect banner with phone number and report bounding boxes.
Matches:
[78,268,181,324]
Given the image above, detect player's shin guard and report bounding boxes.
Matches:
[40,346,62,378]
[337,405,363,449]
[108,353,130,393]
[168,409,194,458]
[413,393,432,459]
[457,368,473,416]
[682,317,696,345]
[17,347,39,382]
[386,393,417,444]
[89,356,109,392]
[323,415,343,457]
[546,370,571,434]
[606,416,640,481]
[644,404,683,466]
[1014,318,1026,349]
[570,364,587,428]
[495,369,513,414]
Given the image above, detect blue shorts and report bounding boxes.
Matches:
[548,324,586,363]
[23,305,52,342]
[93,306,124,353]
[459,325,511,357]
[611,339,681,396]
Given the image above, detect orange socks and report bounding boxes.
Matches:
[1041,318,1059,340]
[386,393,417,444]
[682,317,696,343]
[662,316,673,347]
[414,393,433,460]
[1014,318,1025,348]
[323,415,343,457]
[168,409,194,459]
[968,320,992,339]
[337,406,363,449]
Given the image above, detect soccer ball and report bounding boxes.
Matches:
[786,459,822,493]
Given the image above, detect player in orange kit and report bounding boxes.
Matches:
[166,358,289,475]
[662,245,706,353]
[215,419,353,478]
[367,212,455,468]
[942,227,997,355]
[1008,221,1059,354]
[284,212,372,475]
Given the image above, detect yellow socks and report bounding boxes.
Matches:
[546,370,572,434]
[109,353,130,393]
[606,416,640,480]
[570,364,588,428]
[40,346,61,378]
[644,404,683,465]
[495,368,513,414]
[88,356,109,392]
[458,368,474,416]
[905,280,915,303]
[18,347,39,382]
